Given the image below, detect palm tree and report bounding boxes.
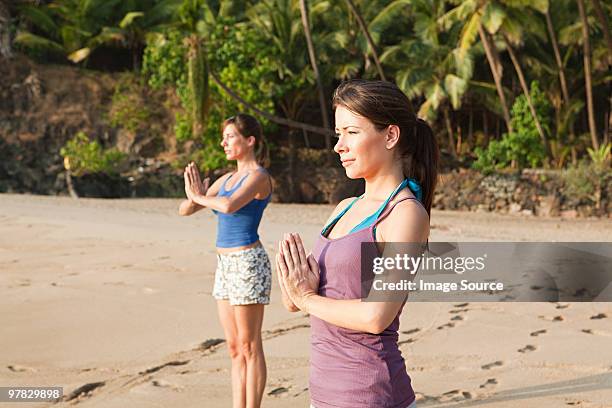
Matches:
[591,0,611,146]
[591,0,612,66]
[439,0,513,134]
[382,0,471,157]
[577,0,599,150]
[343,0,385,80]
[543,2,577,162]
[544,8,570,105]
[69,0,182,70]
[442,0,557,158]
[299,0,331,149]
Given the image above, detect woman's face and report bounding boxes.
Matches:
[221,124,253,160]
[334,105,392,179]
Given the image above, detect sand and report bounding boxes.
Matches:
[0,193,611,407]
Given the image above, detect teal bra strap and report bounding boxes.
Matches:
[321,178,423,236]
[348,178,409,233]
[321,196,361,236]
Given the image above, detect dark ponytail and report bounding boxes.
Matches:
[400,118,439,215]
[332,80,439,216]
[222,113,270,168]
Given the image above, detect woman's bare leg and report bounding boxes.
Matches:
[234,304,266,408]
[217,300,246,408]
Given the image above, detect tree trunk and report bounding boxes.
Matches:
[0,0,11,58]
[504,37,552,160]
[478,26,513,133]
[443,106,457,158]
[456,120,462,156]
[210,71,333,137]
[577,0,599,150]
[545,10,570,104]
[344,0,386,81]
[187,35,209,140]
[468,104,473,148]
[483,110,489,145]
[544,9,578,162]
[299,0,331,149]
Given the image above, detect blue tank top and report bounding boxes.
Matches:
[213,168,272,248]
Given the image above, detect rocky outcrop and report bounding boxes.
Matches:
[434,169,610,218]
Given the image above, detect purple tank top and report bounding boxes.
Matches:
[309,197,417,408]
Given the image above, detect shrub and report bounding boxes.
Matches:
[563,144,611,210]
[473,81,550,173]
[60,132,126,176]
[108,75,152,133]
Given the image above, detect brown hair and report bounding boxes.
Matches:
[222,113,270,167]
[332,79,439,216]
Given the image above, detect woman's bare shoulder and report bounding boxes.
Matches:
[379,198,429,242]
[323,197,357,226]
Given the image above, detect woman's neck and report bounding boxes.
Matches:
[235,155,259,173]
[363,167,405,201]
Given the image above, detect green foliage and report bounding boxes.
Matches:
[60,132,126,176]
[174,112,193,143]
[473,81,550,173]
[109,75,151,133]
[141,15,280,171]
[563,144,611,208]
[142,30,188,90]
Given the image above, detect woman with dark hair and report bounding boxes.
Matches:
[180,113,272,408]
[277,80,438,408]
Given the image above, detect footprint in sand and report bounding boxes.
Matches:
[439,389,473,402]
[479,378,498,389]
[481,361,504,370]
[7,364,37,373]
[453,303,469,308]
[530,329,547,337]
[401,328,421,335]
[539,315,565,322]
[16,279,31,287]
[581,329,594,334]
[267,387,289,397]
[518,344,537,353]
[450,315,464,321]
[555,303,570,309]
[449,308,469,314]
[398,338,415,346]
[152,379,184,391]
[590,313,607,320]
[199,338,225,351]
[437,322,455,330]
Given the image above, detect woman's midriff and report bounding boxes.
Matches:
[216,240,262,254]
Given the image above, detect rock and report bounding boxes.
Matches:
[299,181,322,203]
[561,210,578,219]
[509,203,522,213]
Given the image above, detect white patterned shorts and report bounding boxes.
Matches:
[213,245,272,305]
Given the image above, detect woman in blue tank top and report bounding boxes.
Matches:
[276,80,439,407]
[179,113,272,408]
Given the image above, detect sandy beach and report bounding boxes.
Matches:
[1,193,611,408]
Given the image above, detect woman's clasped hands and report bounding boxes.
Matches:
[276,233,320,311]
[183,162,210,201]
